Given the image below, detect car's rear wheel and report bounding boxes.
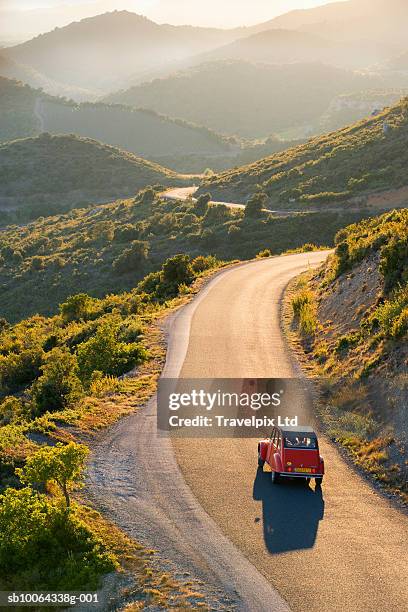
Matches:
[315,477,323,486]
[271,471,280,484]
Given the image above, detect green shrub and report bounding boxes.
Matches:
[76,322,146,382]
[335,332,360,352]
[112,240,149,274]
[256,249,272,258]
[204,204,231,225]
[0,397,28,426]
[0,487,115,590]
[113,223,140,242]
[31,348,83,414]
[299,302,318,336]
[191,255,219,274]
[374,286,408,338]
[161,254,194,292]
[0,348,44,394]
[292,289,314,317]
[60,294,99,323]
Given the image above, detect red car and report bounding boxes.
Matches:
[258,425,324,486]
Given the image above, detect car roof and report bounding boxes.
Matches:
[279,425,316,434]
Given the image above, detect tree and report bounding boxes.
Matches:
[195,193,211,216]
[16,442,89,508]
[245,192,267,219]
[31,348,83,414]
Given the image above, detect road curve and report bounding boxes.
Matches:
[162,186,304,216]
[88,253,408,612]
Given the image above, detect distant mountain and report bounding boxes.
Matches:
[199,98,408,207]
[0,133,182,223]
[0,53,95,100]
[204,27,396,70]
[106,60,384,139]
[4,11,243,93]
[252,0,407,53]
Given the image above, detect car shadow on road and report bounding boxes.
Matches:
[252,468,325,554]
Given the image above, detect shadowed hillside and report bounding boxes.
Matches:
[0,134,183,222]
[106,60,382,139]
[0,77,240,173]
[0,53,95,101]
[199,98,408,208]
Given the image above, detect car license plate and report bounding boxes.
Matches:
[296,467,312,473]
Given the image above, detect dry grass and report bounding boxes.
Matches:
[283,271,408,505]
[76,503,211,611]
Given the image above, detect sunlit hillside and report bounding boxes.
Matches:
[200,98,408,207]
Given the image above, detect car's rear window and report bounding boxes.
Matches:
[284,434,317,449]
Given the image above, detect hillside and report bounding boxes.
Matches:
[0,189,368,322]
[289,209,408,499]
[106,60,382,139]
[200,98,408,207]
[319,90,405,132]
[0,77,239,173]
[199,28,389,70]
[0,134,182,223]
[0,76,41,142]
[3,11,243,94]
[0,53,95,101]
[257,0,408,52]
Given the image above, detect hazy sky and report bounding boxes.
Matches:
[0,1,347,37]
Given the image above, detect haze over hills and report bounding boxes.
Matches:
[260,0,408,50]
[199,98,408,207]
[106,60,384,139]
[0,133,183,223]
[0,77,244,173]
[0,53,95,101]
[196,27,392,70]
[387,51,408,71]
[3,11,247,94]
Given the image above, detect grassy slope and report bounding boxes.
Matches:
[289,208,408,501]
[0,134,182,222]
[200,98,408,207]
[0,190,369,322]
[106,60,381,139]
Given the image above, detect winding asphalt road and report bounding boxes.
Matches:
[88,253,408,612]
[162,186,305,216]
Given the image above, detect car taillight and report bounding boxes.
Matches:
[286,461,292,466]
